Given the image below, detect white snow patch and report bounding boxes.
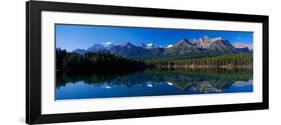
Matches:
[105,42,112,45]
[167,44,173,48]
[147,43,153,46]
[167,82,174,86]
[147,84,153,87]
[104,85,111,89]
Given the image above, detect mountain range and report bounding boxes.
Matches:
[72,36,252,60]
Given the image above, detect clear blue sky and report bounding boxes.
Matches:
[56,24,253,51]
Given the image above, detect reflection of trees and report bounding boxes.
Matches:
[56,69,145,89]
[56,68,253,93]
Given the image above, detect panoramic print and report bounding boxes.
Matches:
[55,24,253,100]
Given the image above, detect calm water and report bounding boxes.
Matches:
[56,68,253,100]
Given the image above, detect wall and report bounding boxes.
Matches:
[0,0,279,124]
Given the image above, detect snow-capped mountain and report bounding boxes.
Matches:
[71,36,252,58]
[162,39,201,57]
[110,42,149,57]
[146,43,158,49]
[87,44,107,52]
[104,42,114,49]
[191,36,252,52]
[167,44,173,48]
[140,43,159,49]
[191,36,224,49]
[232,42,253,50]
[207,38,239,54]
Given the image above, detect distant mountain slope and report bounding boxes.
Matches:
[72,49,87,55]
[140,43,159,49]
[162,39,203,58]
[232,42,253,50]
[87,44,107,52]
[70,36,252,59]
[207,39,239,54]
[110,42,149,58]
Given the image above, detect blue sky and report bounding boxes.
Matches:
[56,24,253,51]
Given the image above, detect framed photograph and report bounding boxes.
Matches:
[26,1,269,124]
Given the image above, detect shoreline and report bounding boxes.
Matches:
[155,65,253,69]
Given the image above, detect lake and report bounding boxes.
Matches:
[56,68,253,100]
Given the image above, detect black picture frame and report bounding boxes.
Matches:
[26,1,269,124]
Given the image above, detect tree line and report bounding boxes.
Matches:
[147,53,253,68]
[56,48,148,72]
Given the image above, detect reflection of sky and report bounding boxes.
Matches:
[56,24,253,51]
[56,80,253,100]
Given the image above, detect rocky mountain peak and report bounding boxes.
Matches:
[175,39,192,46]
[139,42,159,49]
[122,42,135,47]
[192,36,224,49]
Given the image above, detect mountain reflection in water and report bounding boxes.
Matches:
[56,68,253,100]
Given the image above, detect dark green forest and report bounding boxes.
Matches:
[56,48,148,72]
[146,53,253,68]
